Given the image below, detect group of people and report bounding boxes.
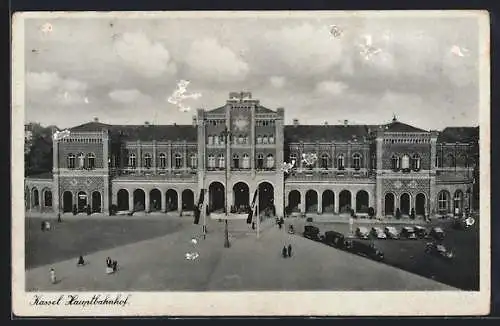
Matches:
[282,244,293,258]
[276,217,285,229]
[106,257,118,274]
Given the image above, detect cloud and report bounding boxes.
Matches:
[113,32,177,78]
[270,76,286,88]
[315,80,348,96]
[26,71,62,92]
[184,38,249,81]
[108,89,144,103]
[26,71,89,106]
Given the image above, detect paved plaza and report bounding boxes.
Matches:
[25,215,456,291]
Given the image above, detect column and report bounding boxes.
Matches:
[317,191,322,214]
[300,190,306,214]
[128,191,134,212]
[137,141,142,172]
[111,189,117,207]
[152,140,157,174]
[351,191,355,213]
[161,190,167,212]
[103,132,110,213]
[347,142,352,169]
[178,192,183,215]
[38,190,43,211]
[103,177,109,214]
[145,190,150,212]
[276,110,285,218]
[334,191,339,214]
[429,132,438,216]
[183,141,187,171]
[53,138,60,214]
[167,143,172,173]
[375,133,384,218]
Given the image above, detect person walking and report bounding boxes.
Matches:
[50,268,56,284]
[77,255,85,266]
[287,244,292,257]
[282,246,288,258]
[106,257,112,268]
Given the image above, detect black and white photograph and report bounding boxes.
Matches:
[12,11,490,316]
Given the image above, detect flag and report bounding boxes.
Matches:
[247,189,258,224]
[194,189,205,224]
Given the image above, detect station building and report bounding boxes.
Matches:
[24,92,479,219]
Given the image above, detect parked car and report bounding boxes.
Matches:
[303,225,321,241]
[323,230,347,248]
[453,217,474,230]
[370,227,387,239]
[355,227,370,239]
[414,225,429,238]
[401,226,418,239]
[425,242,454,259]
[345,240,385,261]
[384,226,400,239]
[429,227,445,241]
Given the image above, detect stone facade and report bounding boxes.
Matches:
[25,93,478,218]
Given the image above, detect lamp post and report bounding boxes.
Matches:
[53,129,71,222]
[221,127,231,248]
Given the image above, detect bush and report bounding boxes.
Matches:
[395,208,401,219]
[72,204,77,215]
[368,207,375,218]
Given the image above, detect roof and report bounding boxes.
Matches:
[70,122,197,142]
[26,171,53,180]
[207,105,275,114]
[382,121,427,133]
[284,125,370,143]
[437,127,479,143]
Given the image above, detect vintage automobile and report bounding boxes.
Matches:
[355,226,370,239]
[413,225,429,238]
[345,240,385,261]
[425,242,454,259]
[453,216,475,230]
[303,225,321,241]
[370,227,387,239]
[401,226,418,239]
[429,227,445,241]
[384,226,400,239]
[322,230,347,249]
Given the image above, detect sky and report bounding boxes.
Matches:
[23,12,483,130]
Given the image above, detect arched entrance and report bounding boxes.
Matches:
[305,190,318,213]
[339,190,351,213]
[209,182,225,213]
[133,189,145,211]
[165,189,178,212]
[453,190,464,214]
[258,182,274,214]
[117,189,129,211]
[322,190,334,213]
[63,191,73,212]
[150,189,162,212]
[400,193,411,215]
[356,190,369,213]
[415,193,426,216]
[32,188,39,208]
[288,190,300,213]
[384,193,395,216]
[92,191,101,213]
[44,190,52,207]
[182,189,195,211]
[77,191,88,212]
[233,182,249,211]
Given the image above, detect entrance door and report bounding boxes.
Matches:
[209,182,225,213]
[77,191,87,212]
[400,193,410,215]
[384,193,395,215]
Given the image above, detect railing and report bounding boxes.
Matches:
[286,168,375,181]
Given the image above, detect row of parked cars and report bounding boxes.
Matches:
[355,226,445,241]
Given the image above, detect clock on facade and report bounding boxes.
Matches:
[234,115,249,131]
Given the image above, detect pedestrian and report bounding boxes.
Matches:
[282,246,288,258]
[77,255,85,266]
[278,221,282,229]
[50,268,56,284]
[106,257,112,268]
[287,244,292,257]
[41,221,45,231]
[112,260,118,272]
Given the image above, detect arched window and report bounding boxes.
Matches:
[257,153,264,169]
[242,153,250,169]
[128,153,136,169]
[208,135,213,145]
[208,154,216,168]
[77,153,85,169]
[401,154,410,169]
[190,153,197,169]
[218,154,225,169]
[269,135,274,144]
[257,135,262,144]
[233,153,240,168]
[337,154,345,170]
[144,153,152,169]
[159,153,166,169]
[391,154,400,170]
[290,153,298,166]
[266,154,275,169]
[446,154,456,168]
[174,153,182,169]
[411,154,421,170]
[321,153,329,169]
[262,135,268,144]
[87,153,96,169]
[67,153,76,169]
[352,153,362,170]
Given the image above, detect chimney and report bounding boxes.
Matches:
[173,122,177,126]
[144,121,150,127]
[343,119,349,127]
[293,119,299,126]
[93,117,99,122]
[192,115,197,126]
[324,121,328,126]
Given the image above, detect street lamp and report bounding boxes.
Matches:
[53,129,71,222]
[221,127,231,248]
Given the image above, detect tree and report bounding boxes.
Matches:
[25,123,59,176]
